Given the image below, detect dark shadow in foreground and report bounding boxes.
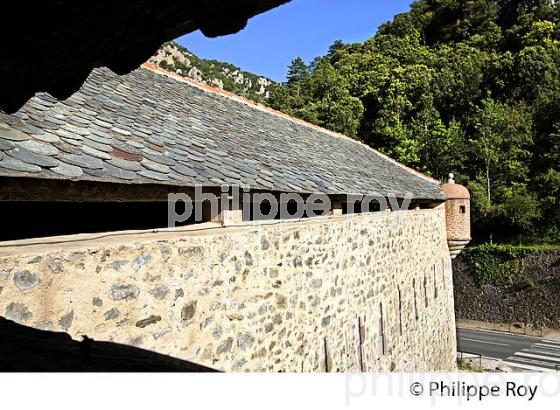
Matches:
[0,317,218,372]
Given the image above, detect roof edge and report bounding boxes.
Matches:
[140,63,442,187]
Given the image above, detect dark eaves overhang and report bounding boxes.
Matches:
[0,0,290,113]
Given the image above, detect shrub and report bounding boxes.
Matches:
[464,243,536,286]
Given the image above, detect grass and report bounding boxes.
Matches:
[457,358,484,372]
[500,243,560,251]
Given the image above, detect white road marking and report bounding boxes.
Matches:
[461,337,509,346]
[514,351,560,363]
[542,339,560,345]
[522,348,560,357]
[502,360,556,373]
[458,330,560,372]
[534,342,560,350]
[506,355,559,369]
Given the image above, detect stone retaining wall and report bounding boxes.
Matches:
[0,208,457,371]
[453,250,560,329]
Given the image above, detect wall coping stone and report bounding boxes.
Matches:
[0,208,442,257]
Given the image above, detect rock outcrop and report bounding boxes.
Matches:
[149,42,274,99]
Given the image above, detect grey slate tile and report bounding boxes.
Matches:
[1,127,31,141]
[0,138,15,150]
[57,153,105,170]
[141,158,171,173]
[16,140,59,156]
[87,131,113,145]
[52,141,82,155]
[51,161,84,178]
[83,168,107,178]
[55,129,83,141]
[18,124,46,135]
[103,163,137,181]
[110,142,142,155]
[138,169,171,181]
[0,156,42,173]
[61,137,83,147]
[83,137,113,153]
[107,157,143,172]
[7,147,58,167]
[167,171,188,182]
[62,123,90,136]
[0,66,444,200]
[68,115,92,125]
[34,132,61,143]
[82,145,112,160]
[171,164,197,177]
[144,153,178,167]
[128,140,146,150]
[94,119,112,128]
[111,127,132,136]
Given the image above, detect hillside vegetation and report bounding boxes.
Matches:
[268,0,559,242]
[150,42,273,103]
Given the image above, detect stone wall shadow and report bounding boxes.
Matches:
[0,317,218,372]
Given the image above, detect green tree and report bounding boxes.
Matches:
[297,59,364,137]
[496,185,541,234]
[286,57,309,85]
[266,0,560,242]
[466,98,534,238]
[327,40,347,63]
[468,99,533,207]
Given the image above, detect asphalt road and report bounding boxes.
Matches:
[457,327,560,372]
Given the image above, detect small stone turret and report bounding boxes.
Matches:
[442,173,471,258]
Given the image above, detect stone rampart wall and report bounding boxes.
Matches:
[0,208,456,371]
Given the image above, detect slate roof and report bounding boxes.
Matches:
[0,65,445,200]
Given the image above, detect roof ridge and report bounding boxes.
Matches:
[140,62,440,186]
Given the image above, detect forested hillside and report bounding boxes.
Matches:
[268,0,559,243]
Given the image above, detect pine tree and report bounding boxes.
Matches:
[286,57,309,84]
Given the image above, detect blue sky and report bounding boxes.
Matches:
[176,0,413,82]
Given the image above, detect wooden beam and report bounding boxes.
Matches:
[0,176,197,202]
